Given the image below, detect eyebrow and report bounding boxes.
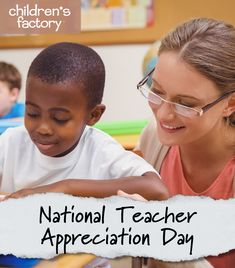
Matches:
[26,101,70,113]
[152,78,201,101]
[25,101,39,108]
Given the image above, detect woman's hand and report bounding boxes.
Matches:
[117,190,147,201]
[0,194,6,201]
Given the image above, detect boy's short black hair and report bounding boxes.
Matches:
[28,42,105,108]
[0,61,21,90]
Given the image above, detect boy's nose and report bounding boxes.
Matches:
[36,123,53,136]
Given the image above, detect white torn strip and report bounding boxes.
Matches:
[0,194,235,261]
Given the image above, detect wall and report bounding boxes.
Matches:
[2,0,235,123]
[2,0,235,48]
[0,44,153,122]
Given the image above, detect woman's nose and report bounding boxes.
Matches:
[153,101,176,121]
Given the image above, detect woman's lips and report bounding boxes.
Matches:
[159,122,185,133]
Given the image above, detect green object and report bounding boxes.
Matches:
[94,120,148,136]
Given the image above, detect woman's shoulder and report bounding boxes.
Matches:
[136,119,169,171]
[137,119,161,152]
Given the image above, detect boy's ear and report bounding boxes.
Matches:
[10,88,20,102]
[223,93,235,117]
[87,104,106,126]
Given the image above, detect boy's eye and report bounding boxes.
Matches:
[53,117,70,125]
[27,113,40,118]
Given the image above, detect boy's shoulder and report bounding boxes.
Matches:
[1,126,29,145]
[84,126,120,146]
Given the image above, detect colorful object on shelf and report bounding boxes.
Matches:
[94,119,148,150]
[142,40,161,87]
[94,119,148,135]
[81,0,154,30]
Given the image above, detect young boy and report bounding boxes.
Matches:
[0,61,25,119]
[0,42,168,201]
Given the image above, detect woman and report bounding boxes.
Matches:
[133,17,235,268]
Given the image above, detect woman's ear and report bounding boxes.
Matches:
[87,104,106,126]
[223,93,235,117]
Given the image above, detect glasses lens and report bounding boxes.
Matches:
[137,72,202,118]
[174,104,201,117]
[149,90,162,105]
[139,86,162,105]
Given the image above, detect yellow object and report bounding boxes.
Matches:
[113,134,140,150]
[107,0,122,7]
[35,254,96,268]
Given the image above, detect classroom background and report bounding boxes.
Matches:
[1,0,234,124]
[0,1,235,268]
[0,43,150,122]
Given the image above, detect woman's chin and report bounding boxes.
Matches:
[157,130,181,147]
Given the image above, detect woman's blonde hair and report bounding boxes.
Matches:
[159,18,235,126]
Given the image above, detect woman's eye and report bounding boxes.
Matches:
[179,101,195,108]
[151,88,164,95]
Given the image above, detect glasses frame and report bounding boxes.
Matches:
[137,67,235,117]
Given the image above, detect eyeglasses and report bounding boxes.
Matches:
[137,68,235,118]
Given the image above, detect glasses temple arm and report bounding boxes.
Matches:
[137,68,155,88]
[202,90,235,112]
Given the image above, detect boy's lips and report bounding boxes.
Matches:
[36,143,56,151]
[33,139,58,151]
